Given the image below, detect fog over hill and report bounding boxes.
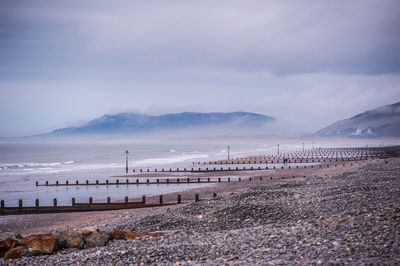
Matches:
[314,102,400,138]
[51,112,275,137]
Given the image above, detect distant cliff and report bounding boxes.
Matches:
[314,102,400,138]
[52,112,275,136]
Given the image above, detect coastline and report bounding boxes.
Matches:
[1,157,399,264]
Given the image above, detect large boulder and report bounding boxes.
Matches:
[59,231,85,249]
[21,234,59,254]
[84,231,110,249]
[3,246,28,260]
[0,237,20,257]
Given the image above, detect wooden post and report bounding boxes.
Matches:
[46,181,48,186]
[239,177,241,182]
[207,178,210,183]
[195,194,199,202]
[228,177,230,182]
[35,199,39,208]
[66,180,68,185]
[159,195,163,204]
[213,192,217,198]
[125,196,128,204]
[89,197,93,205]
[157,179,159,183]
[187,178,190,183]
[106,180,109,184]
[96,180,99,184]
[125,150,129,174]
[86,180,89,185]
[53,198,57,208]
[107,197,110,204]
[178,195,181,203]
[36,181,38,186]
[76,180,79,185]
[142,195,146,204]
[198,178,200,183]
[1,200,4,208]
[19,199,22,210]
[127,179,130,184]
[72,198,75,207]
[218,178,221,182]
[116,179,119,184]
[56,181,59,186]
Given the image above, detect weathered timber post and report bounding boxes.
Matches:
[159,195,163,204]
[53,198,57,208]
[142,195,146,204]
[178,195,182,204]
[107,197,110,204]
[195,194,199,202]
[19,199,22,210]
[125,150,129,174]
[125,196,128,204]
[35,199,39,208]
[72,198,75,207]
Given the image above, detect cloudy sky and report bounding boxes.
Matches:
[1,0,399,137]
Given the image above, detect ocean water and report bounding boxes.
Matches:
[0,137,396,207]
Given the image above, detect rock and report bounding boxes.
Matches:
[81,229,93,237]
[110,231,144,240]
[21,234,59,254]
[3,246,28,260]
[59,231,85,249]
[0,237,20,257]
[84,231,110,249]
[27,248,42,257]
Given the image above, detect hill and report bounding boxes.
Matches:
[314,102,400,137]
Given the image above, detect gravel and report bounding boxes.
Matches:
[1,158,400,265]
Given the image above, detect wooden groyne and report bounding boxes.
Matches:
[36,159,372,187]
[0,192,213,215]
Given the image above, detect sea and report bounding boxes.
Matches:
[0,136,397,207]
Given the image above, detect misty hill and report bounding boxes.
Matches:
[52,112,275,136]
[314,102,400,138]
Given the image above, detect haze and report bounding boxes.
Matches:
[1,0,400,137]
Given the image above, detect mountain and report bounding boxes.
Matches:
[314,102,400,138]
[52,112,275,136]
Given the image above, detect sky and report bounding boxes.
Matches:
[0,0,400,137]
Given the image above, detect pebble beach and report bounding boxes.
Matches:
[1,157,399,264]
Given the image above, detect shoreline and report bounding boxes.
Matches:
[0,158,373,236]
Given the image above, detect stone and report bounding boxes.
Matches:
[84,231,111,249]
[81,229,93,237]
[0,237,20,257]
[110,231,145,240]
[27,248,42,257]
[3,246,28,260]
[21,234,59,254]
[59,231,85,249]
